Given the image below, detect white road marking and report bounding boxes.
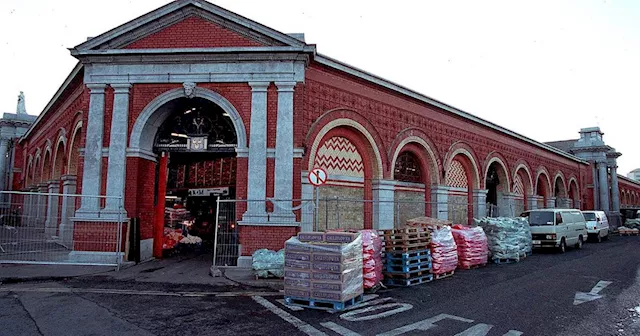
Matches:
[277,299,304,311]
[502,331,523,336]
[340,303,413,322]
[454,323,493,336]
[320,322,362,336]
[377,313,474,336]
[252,296,328,336]
[0,287,282,297]
[574,280,613,305]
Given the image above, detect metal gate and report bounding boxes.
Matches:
[0,191,123,268]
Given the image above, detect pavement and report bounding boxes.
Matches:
[1,235,640,335]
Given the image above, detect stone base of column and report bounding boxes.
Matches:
[547,197,557,209]
[373,180,395,230]
[528,195,540,210]
[473,189,488,220]
[69,218,127,265]
[431,186,449,220]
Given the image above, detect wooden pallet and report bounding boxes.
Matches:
[384,249,431,262]
[384,273,434,287]
[385,260,432,273]
[385,255,431,266]
[284,294,364,311]
[458,263,486,270]
[491,257,521,264]
[380,227,431,235]
[384,269,432,279]
[433,270,455,280]
[384,242,430,252]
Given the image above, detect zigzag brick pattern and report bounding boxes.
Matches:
[314,136,364,178]
[513,174,525,196]
[446,159,468,188]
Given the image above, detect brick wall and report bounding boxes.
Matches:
[239,225,299,256]
[124,15,265,49]
[73,221,127,253]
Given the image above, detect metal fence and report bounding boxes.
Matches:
[0,191,124,268]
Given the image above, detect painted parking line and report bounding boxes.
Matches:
[0,287,282,297]
[320,322,362,336]
[253,296,328,336]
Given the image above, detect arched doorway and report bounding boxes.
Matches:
[554,175,567,208]
[445,150,480,225]
[152,97,238,258]
[393,151,424,226]
[535,172,550,209]
[485,160,509,217]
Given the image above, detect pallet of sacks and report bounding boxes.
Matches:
[380,227,433,286]
[283,232,364,311]
[475,217,532,264]
[429,225,458,279]
[451,225,489,270]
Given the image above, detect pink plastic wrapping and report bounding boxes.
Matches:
[451,224,489,268]
[430,226,458,275]
[360,229,383,289]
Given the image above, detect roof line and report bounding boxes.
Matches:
[619,174,640,187]
[20,63,83,142]
[314,53,588,165]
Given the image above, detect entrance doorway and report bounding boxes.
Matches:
[153,97,238,260]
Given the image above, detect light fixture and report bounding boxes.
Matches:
[170,133,188,138]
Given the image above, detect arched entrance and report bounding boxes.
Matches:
[568,178,579,209]
[485,159,510,217]
[151,96,239,259]
[535,171,550,209]
[554,175,567,208]
[445,148,480,225]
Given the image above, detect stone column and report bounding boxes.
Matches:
[300,172,315,232]
[59,175,77,247]
[76,84,106,218]
[0,138,9,193]
[242,82,270,223]
[37,183,48,223]
[102,83,131,219]
[431,186,449,220]
[271,82,296,222]
[527,194,538,210]
[44,181,60,237]
[598,162,610,211]
[546,197,557,209]
[472,189,488,219]
[500,193,517,217]
[372,180,395,230]
[610,165,620,213]
[592,165,599,211]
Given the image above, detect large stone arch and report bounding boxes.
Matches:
[568,176,580,208]
[129,87,248,156]
[52,132,67,179]
[483,152,511,192]
[535,167,552,208]
[25,155,33,187]
[513,161,534,195]
[444,142,481,224]
[483,152,512,217]
[553,171,568,198]
[33,151,42,184]
[306,110,386,179]
[42,140,53,181]
[512,161,534,213]
[67,121,83,175]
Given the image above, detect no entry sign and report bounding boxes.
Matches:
[308,168,328,186]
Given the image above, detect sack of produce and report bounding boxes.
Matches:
[451,225,488,268]
[252,248,285,278]
[475,217,532,261]
[430,226,458,274]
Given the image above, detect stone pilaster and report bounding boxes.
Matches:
[610,166,620,213]
[546,197,557,209]
[431,186,449,220]
[242,82,270,223]
[44,181,60,237]
[76,84,106,218]
[598,162,610,211]
[500,193,517,217]
[36,183,48,223]
[372,180,395,230]
[300,171,315,232]
[271,82,296,222]
[472,189,488,219]
[527,194,539,210]
[0,138,9,193]
[59,175,77,248]
[102,84,131,218]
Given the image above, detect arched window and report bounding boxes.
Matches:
[394,152,422,183]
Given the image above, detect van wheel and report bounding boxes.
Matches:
[559,239,566,253]
[576,236,584,249]
[596,234,602,243]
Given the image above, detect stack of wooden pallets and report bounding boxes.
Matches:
[380,227,433,286]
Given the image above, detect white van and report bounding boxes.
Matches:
[581,210,609,243]
[520,209,588,253]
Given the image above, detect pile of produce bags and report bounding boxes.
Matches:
[360,229,383,289]
[451,225,489,268]
[430,226,458,274]
[252,248,285,278]
[475,217,532,260]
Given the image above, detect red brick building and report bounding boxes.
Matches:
[9,0,640,266]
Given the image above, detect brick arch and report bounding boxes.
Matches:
[443,142,481,190]
[513,161,534,196]
[33,151,42,184]
[25,155,33,187]
[306,116,385,179]
[67,121,83,176]
[52,132,67,180]
[553,171,568,198]
[305,108,387,178]
[568,177,580,206]
[42,140,53,182]
[535,167,552,205]
[483,152,511,193]
[390,128,441,185]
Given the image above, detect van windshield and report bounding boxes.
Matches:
[527,211,555,226]
[583,213,596,221]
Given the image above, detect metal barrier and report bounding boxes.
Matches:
[0,191,124,268]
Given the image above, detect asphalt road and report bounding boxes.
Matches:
[1,236,640,336]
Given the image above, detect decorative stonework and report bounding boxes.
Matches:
[513,174,525,196]
[446,160,468,189]
[314,136,364,178]
[183,82,197,99]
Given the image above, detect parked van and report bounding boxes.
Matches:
[581,210,609,243]
[520,209,588,253]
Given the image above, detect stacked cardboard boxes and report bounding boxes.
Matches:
[284,232,364,306]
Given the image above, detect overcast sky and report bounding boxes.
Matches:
[1,0,638,175]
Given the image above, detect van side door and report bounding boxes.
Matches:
[559,211,575,244]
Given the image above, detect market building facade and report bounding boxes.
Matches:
[6,0,640,266]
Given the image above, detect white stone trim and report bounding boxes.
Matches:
[513,163,534,194]
[126,147,157,162]
[484,154,512,193]
[315,54,587,165]
[553,171,568,196]
[390,136,440,185]
[444,146,481,190]
[535,168,552,196]
[129,86,248,154]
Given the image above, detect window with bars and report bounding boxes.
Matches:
[394,152,422,183]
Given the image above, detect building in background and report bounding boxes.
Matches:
[0,92,37,198]
[628,168,640,182]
